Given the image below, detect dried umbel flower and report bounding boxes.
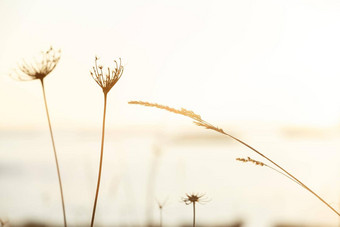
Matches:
[11,47,67,227]
[157,198,168,227]
[13,46,61,81]
[182,193,209,205]
[182,193,209,227]
[90,56,124,227]
[90,57,124,94]
[157,198,168,209]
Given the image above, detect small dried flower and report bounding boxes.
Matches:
[157,197,168,209]
[13,46,61,81]
[90,56,124,94]
[182,193,209,205]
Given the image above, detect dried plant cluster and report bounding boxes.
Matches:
[11,48,126,227]
[9,46,340,227]
[129,100,340,217]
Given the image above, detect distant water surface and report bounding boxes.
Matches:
[1,127,340,227]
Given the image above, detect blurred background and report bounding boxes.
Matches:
[1,0,340,226]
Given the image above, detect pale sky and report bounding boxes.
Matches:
[1,0,340,130]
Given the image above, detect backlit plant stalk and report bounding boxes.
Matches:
[182,193,209,227]
[236,157,302,185]
[90,57,123,227]
[158,201,164,227]
[13,47,67,227]
[157,198,168,227]
[129,101,340,217]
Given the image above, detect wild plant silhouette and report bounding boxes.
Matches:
[182,193,209,227]
[129,100,340,217]
[11,47,67,227]
[157,197,168,227]
[90,56,124,227]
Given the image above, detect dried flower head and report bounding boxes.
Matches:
[13,46,61,81]
[157,197,168,209]
[90,56,124,94]
[182,193,209,205]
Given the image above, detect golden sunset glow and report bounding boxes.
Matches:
[1,1,340,227]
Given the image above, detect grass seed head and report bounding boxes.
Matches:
[236,157,265,166]
[128,101,202,121]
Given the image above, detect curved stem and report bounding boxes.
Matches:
[128,101,340,216]
[40,79,67,227]
[91,93,107,227]
[218,127,340,216]
[264,164,302,187]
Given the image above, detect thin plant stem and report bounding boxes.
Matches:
[128,101,340,216]
[159,207,163,227]
[91,93,108,227]
[216,126,340,216]
[40,79,67,227]
[264,163,301,186]
[193,202,196,227]
[203,116,340,216]
[339,202,340,227]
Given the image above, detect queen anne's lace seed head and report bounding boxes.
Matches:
[182,193,209,205]
[13,46,61,81]
[90,57,124,94]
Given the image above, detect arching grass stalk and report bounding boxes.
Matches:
[90,57,123,227]
[128,101,340,216]
[12,47,67,227]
